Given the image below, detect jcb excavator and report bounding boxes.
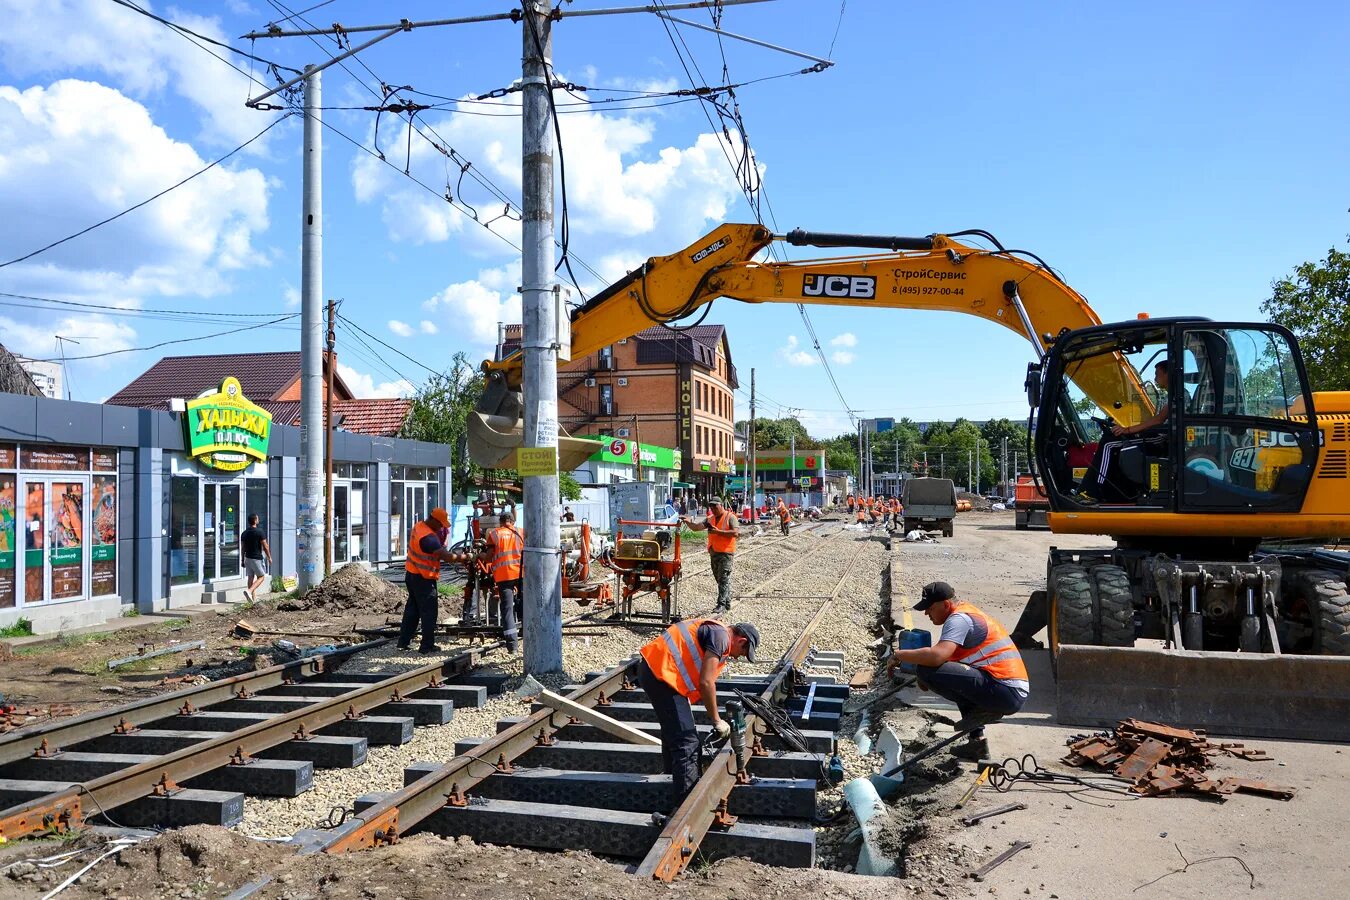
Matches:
[469,223,1350,740]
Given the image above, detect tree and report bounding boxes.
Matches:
[399,352,483,499]
[1261,239,1350,391]
[735,416,818,450]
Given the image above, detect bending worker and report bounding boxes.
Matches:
[681,497,739,613]
[482,510,525,654]
[637,617,760,808]
[399,507,460,654]
[776,497,791,536]
[886,581,1029,761]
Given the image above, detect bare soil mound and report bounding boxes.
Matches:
[277,562,407,614]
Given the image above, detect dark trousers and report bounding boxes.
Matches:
[779,518,790,535]
[638,659,701,806]
[710,551,734,610]
[400,575,439,651]
[494,578,521,651]
[915,661,1026,738]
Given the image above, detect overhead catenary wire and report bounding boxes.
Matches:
[27,314,300,363]
[109,0,301,84]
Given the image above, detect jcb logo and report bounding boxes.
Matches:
[802,273,876,299]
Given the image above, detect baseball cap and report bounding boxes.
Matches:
[732,623,759,662]
[429,507,451,527]
[913,581,956,611]
[708,496,724,506]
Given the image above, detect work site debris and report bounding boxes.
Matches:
[106,639,207,670]
[1,704,76,733]
[1064,718,1295,800]
[276,562,408,614]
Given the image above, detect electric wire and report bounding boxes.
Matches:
[337,313,443,377]
[26,314,299,363]
[0,113,292,270]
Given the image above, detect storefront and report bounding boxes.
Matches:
[573,435,681,495]
[0,383,449,634]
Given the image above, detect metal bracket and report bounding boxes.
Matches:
[151,774,183,797]
[344,705,366,720]
[710,798,738,830]
[445,784,470,808]
[113,718,139,735]
[32,738,58,758]
[494,754,516,775]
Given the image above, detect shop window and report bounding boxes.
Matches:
[170,476,199,586]
[91,475,117,597]
[0,473,14,608]
[246,479,268,533]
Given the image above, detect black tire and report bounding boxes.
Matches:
[1015,514,1028,531]
[1051,564,1094,646]
[1239,616,1261,653]
[1298,570,1350,656]
[943,522,954,538]
[1182,612,1204,650]
[1092,565,1135,647]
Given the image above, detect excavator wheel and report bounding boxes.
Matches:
[1050,564,1094,647]
[1299,569,1350,656]
[1092,565,1135,647]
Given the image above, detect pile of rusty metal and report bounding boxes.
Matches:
[1064,719,1295,800]
[1,704,75,733]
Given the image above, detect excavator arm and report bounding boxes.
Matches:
[470,223,1147,466]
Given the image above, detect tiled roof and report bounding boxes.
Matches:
[634,324,726,349]
[107,351,348,408]
[268,398,413,437]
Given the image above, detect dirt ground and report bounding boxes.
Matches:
[4,514,1349,899]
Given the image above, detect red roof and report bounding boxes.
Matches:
[107,351,351,409]
[266,398,413,437]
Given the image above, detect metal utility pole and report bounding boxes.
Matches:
[297,65,325,595]
[324,297,336,577]
[749,368,756,510]
[975,439,981,493]
[1002,437,1009,498]
[789,431,795,502]
[856,421,863,496]
[520,0,563,675]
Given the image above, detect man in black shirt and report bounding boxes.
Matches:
[241,515,271,601]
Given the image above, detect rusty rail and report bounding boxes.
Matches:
[0,641,498,842]
[307,657,640,853]
[0,639,388,768]
[637,541,865,881]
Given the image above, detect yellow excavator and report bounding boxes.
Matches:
[469,223,1350,739]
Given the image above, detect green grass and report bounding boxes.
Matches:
[678,526,708,547]
[436,582,457,597]
[0,617,34,638]
[121,606,141,618]
[14,617,191,657]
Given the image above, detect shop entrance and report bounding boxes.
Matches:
[19,475,90,605]
[203,483,241,581]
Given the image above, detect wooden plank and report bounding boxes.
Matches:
[537,690,662,747]
[107,641,206,670]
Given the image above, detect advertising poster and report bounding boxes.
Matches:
[92,476,117,597]
[0,475,14,608]
[50,482,84,600]
[25,482,44,603]
[20,445,88,471]
[0,444,15,469]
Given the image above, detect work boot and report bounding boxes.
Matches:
[951,736,991,762]
[418,644,444,655]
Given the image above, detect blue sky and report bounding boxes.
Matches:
[1,0,1346,441]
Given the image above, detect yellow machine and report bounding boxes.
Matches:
[470,223,1350,737]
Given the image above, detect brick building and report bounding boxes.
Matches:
[502,324,738,496]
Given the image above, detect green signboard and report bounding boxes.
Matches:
[185,377,272,473]
[581,435,682,470]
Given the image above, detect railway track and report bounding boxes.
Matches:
[273,541,866,887]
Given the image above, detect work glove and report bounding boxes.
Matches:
[714,718,731,739]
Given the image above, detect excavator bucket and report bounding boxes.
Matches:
[466,370,603,473]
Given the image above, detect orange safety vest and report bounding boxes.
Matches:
[406,521,441,581]
[640,617,730,701]
[776,503,789,522]
[948,602,1029,684]
[891,499,901,513]
[706,509,737,554]
[489,525,525,582]
[847,496,855,511]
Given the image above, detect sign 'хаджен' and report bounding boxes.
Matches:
[185,377,272,472]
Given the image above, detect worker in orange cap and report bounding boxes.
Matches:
[482,509,527,653]
[400,507,462,654]
[775,497,791,535]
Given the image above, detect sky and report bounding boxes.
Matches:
[1,0,1347,442]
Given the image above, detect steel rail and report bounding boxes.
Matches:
[308,657,640,853]
[0,639,388,768]
[637,542,866,881]
[0,641,500,841]
[679,520,830,584]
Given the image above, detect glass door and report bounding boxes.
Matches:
[18,476,89,604]
[332,483,350,564]
[203,485,216,579]
[406,483,426,547]
[218,484,240,577]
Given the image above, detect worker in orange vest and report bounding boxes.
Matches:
[886,581,1029,760]
[681,496,738,612]
[775,497,791,536]
[482,509,526,653]
[889,497,902,528]
[846,494,856,514]
[399,507,462,654]
[637,617,760,808]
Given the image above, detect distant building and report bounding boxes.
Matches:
[15,357,62,400]
[0,344,44,398]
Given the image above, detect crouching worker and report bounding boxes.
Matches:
[886,581,1029,761]
[637,618,760,809]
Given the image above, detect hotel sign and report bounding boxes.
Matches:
[185,377,271,472]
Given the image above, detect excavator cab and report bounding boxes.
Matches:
[1033,318,1320,519]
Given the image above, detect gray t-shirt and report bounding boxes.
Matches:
[697,622,729,660]
[941,612,1029,695]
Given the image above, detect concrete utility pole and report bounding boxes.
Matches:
[975,439,981,493]
[856,422,863,495]
[520,0,563,675]
[789,431,795,502]
[297,65,325,594]
[324,297,337,577]
[749,368,756,510]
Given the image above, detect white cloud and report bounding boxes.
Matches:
[778,335,816,368]
[421,263,523,351]
[0,0,281,149]
[419,320,439,335]
[283,286,300,309]
[830,350,856,365]
[337,363,414,399]
[830,332,858,348]
[0,313,137,370]
[388,320,414,338]
[0,81,270,294]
